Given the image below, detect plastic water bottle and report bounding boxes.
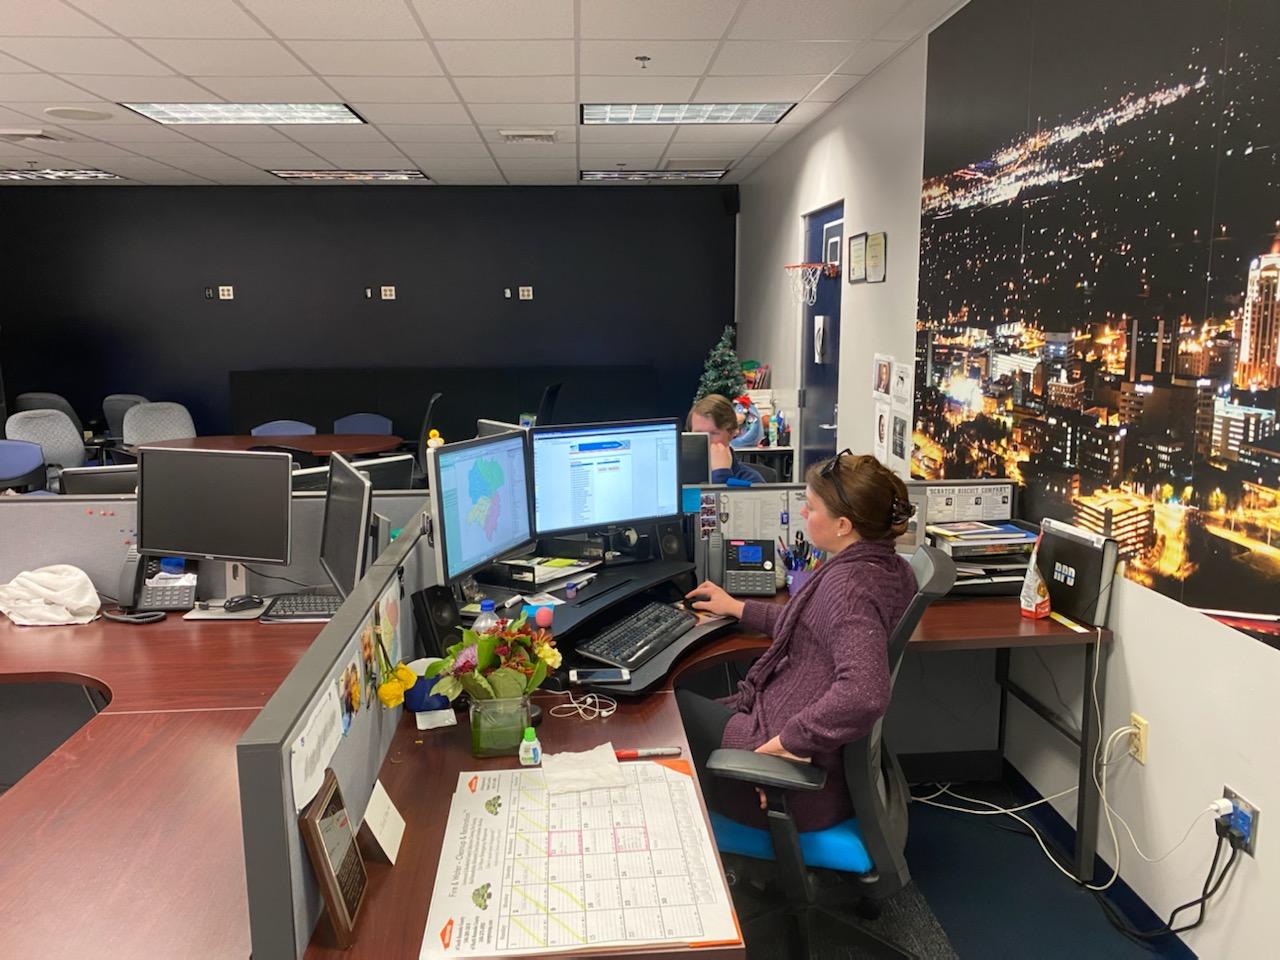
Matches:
[472,599,500,635]
[519,726,542,766]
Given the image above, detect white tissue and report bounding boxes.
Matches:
[541,742,626,794]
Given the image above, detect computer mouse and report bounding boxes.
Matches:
[224,594,265,613]
[683,594,712,610]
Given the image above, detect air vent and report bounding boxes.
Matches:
[0,128,68,144]
[498,129,558,144]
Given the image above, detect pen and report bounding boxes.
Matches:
[615,747,683,759]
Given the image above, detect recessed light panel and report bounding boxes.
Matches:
[580,169,727,182]
[122,103,364,125]
[581,103,794,125]
[0,168,122,181]
[269,169,428,182]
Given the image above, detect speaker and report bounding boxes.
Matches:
[657,520,687,562]
[411,585,461,658]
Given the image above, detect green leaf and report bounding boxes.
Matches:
[459,673,495,700]
[422,659,448,679]
[476,635,498,671]
[526,659,547,693]
[488,667,527,699]
[509,612,528,633]
[432,675,463,701]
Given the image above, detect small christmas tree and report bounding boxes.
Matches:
[694,325,746,402]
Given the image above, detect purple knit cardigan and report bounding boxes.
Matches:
[717,538,916,831]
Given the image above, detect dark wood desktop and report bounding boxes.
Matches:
[136,433,403,457]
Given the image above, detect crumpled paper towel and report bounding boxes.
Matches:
[541,741,626,794]
[0,565,101,625]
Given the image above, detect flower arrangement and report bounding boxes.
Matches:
[424,612,560,702]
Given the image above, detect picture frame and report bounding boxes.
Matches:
[866,231,887,283]
[299,768,368,948]
[847,232,868,283]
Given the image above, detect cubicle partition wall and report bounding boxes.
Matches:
[237,519,436,960]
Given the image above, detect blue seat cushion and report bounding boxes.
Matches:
[709,812,873,875]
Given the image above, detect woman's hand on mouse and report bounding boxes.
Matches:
[686,581,744,619]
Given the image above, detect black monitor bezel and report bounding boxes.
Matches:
[320,453,373,599]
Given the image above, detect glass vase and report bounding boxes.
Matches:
[469,696,531,758]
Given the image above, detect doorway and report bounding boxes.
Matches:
[798,202,843,476]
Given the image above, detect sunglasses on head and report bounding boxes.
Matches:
[818,449,856,514]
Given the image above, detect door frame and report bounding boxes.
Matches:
[793,201,844,474]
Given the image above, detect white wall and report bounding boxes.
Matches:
[736,27,1280,960]
[735,37,927,456]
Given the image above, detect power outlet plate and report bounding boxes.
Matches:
[217,285,234,300]
[380,285,396,300]
[1223,785,1260,856]
[518,285,533,300]
[1129,712,1148,764]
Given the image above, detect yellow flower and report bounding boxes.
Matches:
[394,663,418,690]
[350,681,361,711]
[535,642,562,670]
[377,678,405,708]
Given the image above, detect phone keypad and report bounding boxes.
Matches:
[724,571,778,596]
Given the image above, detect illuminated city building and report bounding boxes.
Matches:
[1237,237,1280,390]
[1074,489,1155,559]
[1046,377,1085,411]
[1237,435,1280,489]
[1118,377,1215,457]
[990,352,1040,380]
[1078,423,1125,487]
[1211,399,1277,461]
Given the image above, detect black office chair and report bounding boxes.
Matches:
[535,382,561,425]
[414,391,444,485]
[706,545,956,960]
[15,392,83,435]
[750,461,778,483]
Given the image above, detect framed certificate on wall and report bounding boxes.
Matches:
[866,232,887,283]
[847,232,867,283]
[299,768,368,947]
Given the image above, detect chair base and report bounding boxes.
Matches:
[744,903,916,960]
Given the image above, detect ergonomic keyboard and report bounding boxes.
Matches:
[260,593,342,622]
[576,602,698,670]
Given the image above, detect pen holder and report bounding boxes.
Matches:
[469,696,532,758]
[786,569,814,596]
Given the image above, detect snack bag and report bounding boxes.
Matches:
[1020,533,1051,619]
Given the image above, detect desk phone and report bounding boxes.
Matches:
[723,539,778,596]
[119,548,197,613]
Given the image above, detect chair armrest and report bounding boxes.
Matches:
[707,749,827,792]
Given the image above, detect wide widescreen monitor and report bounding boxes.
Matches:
[531,419,680,537]
[428,430,534,583]
[61,464,138,495]
[320,454,373,598]
[137,447,292,564]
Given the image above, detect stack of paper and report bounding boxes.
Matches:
[927,520,1035,585]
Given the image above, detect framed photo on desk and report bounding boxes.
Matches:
[299,768,367,947]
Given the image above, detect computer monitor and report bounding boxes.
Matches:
[350,454,415,490]
[477,418,523,437]
[427,430,534,583]
[61,464,138,495]
[137,448,292,564]
[320,454,374,599]
[291,465,329,492]
[531,419,681,537]
[679,432,711,485]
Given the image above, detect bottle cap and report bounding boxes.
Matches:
[523,727,536,741]
[480,599,496,612]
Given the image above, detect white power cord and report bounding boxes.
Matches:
[544,688,617,720]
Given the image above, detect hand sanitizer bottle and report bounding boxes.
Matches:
[519,726,541,766]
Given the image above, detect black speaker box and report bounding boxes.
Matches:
[412,584,461,659]
[657,520,688,562]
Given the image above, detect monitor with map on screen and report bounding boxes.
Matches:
[426,430,535,583]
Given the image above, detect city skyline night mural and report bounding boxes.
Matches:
[913,0,1280,643]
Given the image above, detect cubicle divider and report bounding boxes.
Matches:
[237,516,437,960]
[0,491,429,599]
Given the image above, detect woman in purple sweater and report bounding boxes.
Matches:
[678,452,917,831]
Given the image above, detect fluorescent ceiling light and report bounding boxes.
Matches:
[581,103,794,125]
[122,103,364,125]
[0,168,122,181]
[270,169,428,182]
[580,169,727,182]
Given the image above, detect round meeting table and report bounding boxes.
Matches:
[134,434,404,457]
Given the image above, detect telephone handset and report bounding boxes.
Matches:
[118,547,197,613]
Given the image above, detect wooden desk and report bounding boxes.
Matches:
[0,617,320,960]
[138,434,403,457]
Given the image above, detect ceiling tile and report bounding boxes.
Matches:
[840,39,905,75]
[452,75,574,103]
[694,76,820,102]
[0,74,99,101]
[309,143,407,159]
[579,0,739,40]
[410,0,573,39]
[236,0,424,40]
[415,158,500,174]
[662,152,743,166]
[430,173,506,184]
[577,150,665,165]
[353,102,471,124]
[399,142,491,158]
[131,176,217,183]
[373,123,481,142]
[504,171,577,183]
[71,75,215,101]
[75,123,198,142]
[775,102,831,126]
[710,41,857,76]
[125,141,229,159]
[285,40,442,76]
[578,76,698,102]
[580,41,716,77]
[0,51,34,73]
[278,124,391,143]
[35,141,145,160]
[764,123,801,142]
[92,158,192,176]
[330,76,457,103]
[729,0,903,40]
[744,140,782,157]
[478,123,575,143]
[220,142,327,159]
[0,38,172,76]
[313,154,411,168]
[180,125,290,142]
[137,39,307,77]
[0,141,65,160]
[876,0,964,41]
[0,2,112,37]
[167,158,272,175]
[8,100,154,124]
[467,102,576,125]
[578,124,674,144]
[495,158,577,171]
[805,73,864,102]
[193,76,338,101]
[487,141,575,159]
[434,40,573,76]
[68,0,269,39]
[669,125,771,143]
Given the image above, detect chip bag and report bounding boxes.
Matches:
[1020,532,1051,619]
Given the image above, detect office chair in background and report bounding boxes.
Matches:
[333,412,393,435]
[414,391,444,485]
[751,461,779,483]
[14,392,83,435]
[0,439,47,493]
[251,419,317,436]
[706,545,957,960]
[535,382,562,425]
[103,394,148,439]
[121,402,197,449]
[5,410,87,491]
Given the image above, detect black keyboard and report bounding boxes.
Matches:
[577,602,697,670]
[261,593,342,622]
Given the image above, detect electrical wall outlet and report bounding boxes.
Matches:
[504,287,512,299]
[1129,712,1148,764]
[1223,786,1260,856]
[364,287,373,299]
[218,285,234,300]
[518,285,533,300]
[380,285,396,300]
[204,287,214,299]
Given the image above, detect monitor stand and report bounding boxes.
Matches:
[182,560,266,621]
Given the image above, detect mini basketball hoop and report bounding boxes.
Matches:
[784,262,839,306]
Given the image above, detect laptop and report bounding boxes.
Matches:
[1034,518,1118,627]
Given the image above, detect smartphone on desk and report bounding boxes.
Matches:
[569,667,631,685]
[118,547,197,613]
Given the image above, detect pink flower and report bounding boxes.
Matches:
[495,645,510,657]
[451,644,478,676]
